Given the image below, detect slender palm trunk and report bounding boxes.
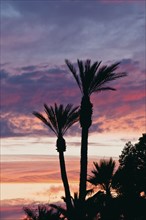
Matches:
[79,127,89,201]
[79,96,93,201]
[59,151,73,217]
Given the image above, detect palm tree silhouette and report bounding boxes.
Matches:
[33,104,79,217]
[88,158,116,197]
[65,59,127,201]
[88,158,122,220]
[51,190,96,220]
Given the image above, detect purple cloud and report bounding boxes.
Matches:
[1,1,145,138]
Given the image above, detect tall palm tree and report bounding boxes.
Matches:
[65,59,127,201]
[33,104,79,218]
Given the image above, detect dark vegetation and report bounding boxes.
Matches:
[23,59,146,220]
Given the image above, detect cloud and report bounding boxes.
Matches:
[0,118,17,138]
[0,204,24,220]
[1,0,144,65]
[1,155,102,183]
[0,69,9,79]
[1,57,145,138]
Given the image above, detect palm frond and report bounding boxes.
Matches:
[77,60,85,93]
[62,106,79,135]
[65,59,82,92]
[89,62,127,94]
[66,59,127,96]
[50,204,67,217]
[85,61,102,94]
[94,87,116,92]
[83,61,96,93]
[33,111,57,135]
[23,207,37,220]
[44,104,59,134]
[88,158,116,189]
[33,104,79,138]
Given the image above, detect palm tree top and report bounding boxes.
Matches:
[88,158,116,186]
[33,103,79,137]
[65,59,127,96]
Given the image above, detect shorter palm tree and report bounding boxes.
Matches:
[88,158,116,198]
[51,190,96,220]
[88,158,122,220]
[33,104,79,218]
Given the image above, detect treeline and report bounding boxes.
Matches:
[23,134,146,220]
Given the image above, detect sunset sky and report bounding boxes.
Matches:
[1,0,145,219]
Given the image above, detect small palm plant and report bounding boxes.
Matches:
[33,104,79,217]
[51,190,95,220]
[65,59,127,201]
[88,158,116,197]
[88,158,120,220]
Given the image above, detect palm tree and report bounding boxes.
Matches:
[65,59,127,201]
[33,104,79,218]
[88,158,116,197]
[88,158,122,220]
[51,190,96,220]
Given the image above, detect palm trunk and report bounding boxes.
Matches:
[59,151,73,217]
[79,96,93,201]
[79,127,89,201]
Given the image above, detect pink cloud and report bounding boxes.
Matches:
[1,156,102,183]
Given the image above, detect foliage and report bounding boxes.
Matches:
[33,104,79,140]
[23,205,63,220]
[118,134,146,197]
[65,59,127,96]
[88,158,116,196]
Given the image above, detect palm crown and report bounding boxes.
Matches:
[33,103,79,137]
[65,59,127,96]
[33,104,79,152]
[88,158,116,194]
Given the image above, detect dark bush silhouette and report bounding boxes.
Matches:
[23,205,63,220]
[117,133,146,199]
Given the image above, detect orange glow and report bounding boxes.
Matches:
[1,155,105,183]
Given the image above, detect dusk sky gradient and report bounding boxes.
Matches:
[0,0,146,219]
